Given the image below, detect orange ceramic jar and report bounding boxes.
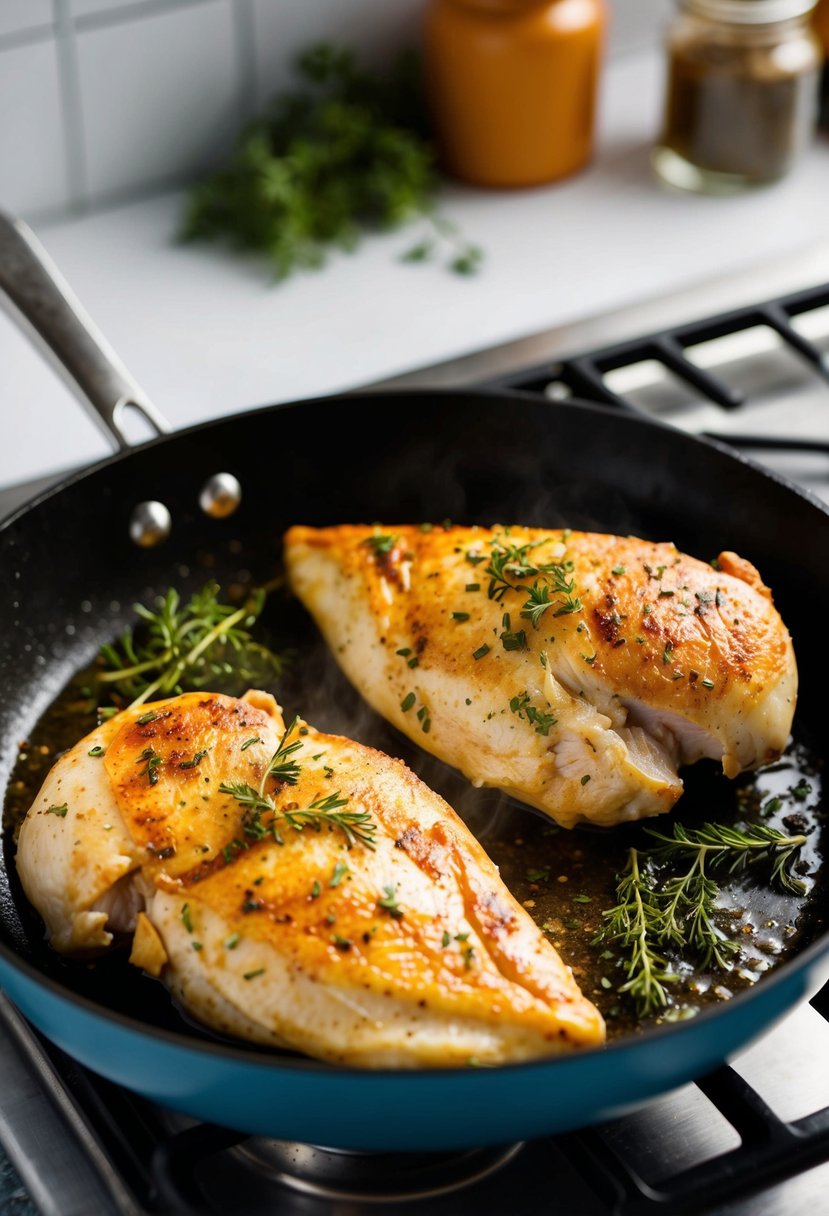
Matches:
[423,0,608,188]
[814,0,829,52]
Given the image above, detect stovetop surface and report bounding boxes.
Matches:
[2,251,829,1216]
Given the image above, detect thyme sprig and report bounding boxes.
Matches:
[98,582,287,709]
[484,538,582,622]
[219,717,377,850]
[594,822,809,1017]
[182,43,482,281]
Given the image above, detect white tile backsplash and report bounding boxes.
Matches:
[250,0,425,110]
[609,0,669,57]
[76,0,240,203]
[71,0,170,17]
[0,0,667,222]
[0,38,69,214]
[0,0,52,39]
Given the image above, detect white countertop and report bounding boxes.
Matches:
[3,47,829,493]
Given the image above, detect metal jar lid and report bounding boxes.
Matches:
[682,0,818,22]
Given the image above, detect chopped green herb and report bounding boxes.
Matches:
[179,749,209,769]
[181,903,193,933]
[363,533,397,556]
[240,736,262,751]
[472,644,490,660]
[509,692,557,736]
[400,692,416,712]
[224,933,240,949]
[526,868,550,883]
[88,745,105,757]
[452,611,470,622]
[330,860,349,888]
[377,884,404,918]
[137,746,162,786]
[45,804,68,817]
[790,778,812,801]
[500,624,528,651]
[243,968,265,980]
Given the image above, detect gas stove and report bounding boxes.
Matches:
[2,248,829,1216]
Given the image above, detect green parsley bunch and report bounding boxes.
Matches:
[182,43,481,279]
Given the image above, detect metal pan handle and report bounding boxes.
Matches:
[0,211,170,450]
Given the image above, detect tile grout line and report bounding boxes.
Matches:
[233,0,258,126]
[0,23,55,54]
[73,0,211,36]
[52,0,88,213]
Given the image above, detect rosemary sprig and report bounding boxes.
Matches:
[219,717,377,850]
[607,849,679,1015]
[646,822,808,895]
[594,822,809,1017]
[97,582,287,709]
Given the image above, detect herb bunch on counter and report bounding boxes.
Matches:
[182,43,482,280]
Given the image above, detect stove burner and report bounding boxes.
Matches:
[233,1138,525,1202]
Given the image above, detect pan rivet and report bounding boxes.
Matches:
[129,501,172,548]
[199,472,242,519]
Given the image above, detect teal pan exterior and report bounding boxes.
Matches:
[0,940,827,1152]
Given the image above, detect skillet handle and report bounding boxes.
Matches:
[0,211,170,450]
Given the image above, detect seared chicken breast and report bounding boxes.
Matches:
[16,690,604,1066]
[283,525,797,829]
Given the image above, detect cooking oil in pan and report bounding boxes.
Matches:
[3,639,825,1044]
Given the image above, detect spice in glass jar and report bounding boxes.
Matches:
[653,0,822,193]
[423,0,608,189]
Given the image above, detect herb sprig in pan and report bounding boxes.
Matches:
[593,821,809,1017]
[219,717,377,851]
[97,582,288,710]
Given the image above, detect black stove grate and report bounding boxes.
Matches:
[485,282,829,461]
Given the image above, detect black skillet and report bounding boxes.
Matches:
[0,213,826,1151]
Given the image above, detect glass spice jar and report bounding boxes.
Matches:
[652,0,822,193]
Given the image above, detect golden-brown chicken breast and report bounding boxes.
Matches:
[283,524,797,829]
[16,690,604,1066]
